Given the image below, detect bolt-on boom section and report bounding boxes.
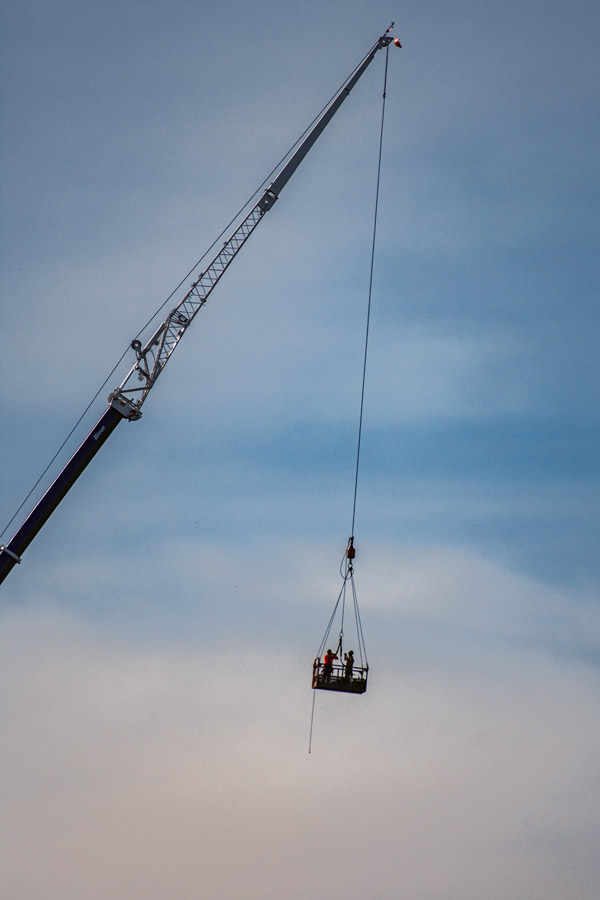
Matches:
[0,28,396,585]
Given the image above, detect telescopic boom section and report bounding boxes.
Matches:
[0,29,395,585]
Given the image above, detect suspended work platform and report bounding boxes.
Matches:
[311,537,369,695]
[312,658,368,694]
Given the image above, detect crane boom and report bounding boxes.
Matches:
[0,28,395,585]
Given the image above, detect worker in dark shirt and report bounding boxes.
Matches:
[344,649,354,682]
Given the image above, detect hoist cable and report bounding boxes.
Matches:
[313,48,390,661]
[309,35,393,750]
[350,43,390,539]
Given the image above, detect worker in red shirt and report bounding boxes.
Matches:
[322,648,338,683]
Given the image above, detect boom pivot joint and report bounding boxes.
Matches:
[0,545,21,564]
[108,390,143,421]
[258,188,278,212]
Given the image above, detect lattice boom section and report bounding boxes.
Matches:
[119,202,267,409]
[153,204,265,376]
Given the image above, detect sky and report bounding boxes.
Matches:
[1,1,599,898]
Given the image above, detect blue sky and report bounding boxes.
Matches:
[1,2,599,898]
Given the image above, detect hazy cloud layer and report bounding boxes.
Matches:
[2,547,599,899]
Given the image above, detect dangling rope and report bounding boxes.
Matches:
[309,48,390,752]
[308,689,317,753]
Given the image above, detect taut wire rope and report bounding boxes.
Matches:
[350,43,390,539]
[309,44,390,751]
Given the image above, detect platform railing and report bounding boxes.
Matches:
[312,659,368,692]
